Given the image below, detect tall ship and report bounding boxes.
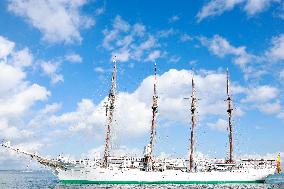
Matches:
[1,58,279,184]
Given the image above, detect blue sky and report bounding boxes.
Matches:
[0,0,284,169]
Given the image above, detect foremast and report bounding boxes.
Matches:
[145,62,158,171]
[103,57,117,168]
[189,76,197,172]
[226,68,234,163]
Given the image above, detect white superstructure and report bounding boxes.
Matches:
[53,155,276,183]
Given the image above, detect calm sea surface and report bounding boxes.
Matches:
[0,170,284,189]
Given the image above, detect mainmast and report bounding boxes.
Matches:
[226,68,234,163]
[189,76,197,172]
[146,62,158,171]
[103,57,117,168]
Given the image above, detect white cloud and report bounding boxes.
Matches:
[84,145,142,159]
[0,84,50,117]
[65,53,82,63]
[266,34,284,62]
[200,35,253,67]
[0,36,50,143]
[157,28,175,38]
[133,23,146,37]
[0,74,50,117]
[40,61,63,84]
[95,7,105,16]
[0,119,32,140]
[207,118,228,132]
[197,0,244,22]
[113,15,130,32]
[83,145,104,159]
[241,85,281,115]
[40,53,83,85]
[94,67,105,73]
[135,69,279,121]
[200,35,232,57]
[42,103,62,114]
[102,29,119,50]
[8,0,94,44]
[277,2,284,19]
[244,0,275,15]
[145,50,161,62]
[256,102,281,115]
[115,92,150,136]
[199,34,284,82]
[188,60,198,65]
[0,36,33,69]
[112,50,130,62]
[49,99,105,135]
[196,33,284,84]
[102,15,161,63]
[169,15,180,23]
[138,35,157,51]
[0,63,26,96]
[169,55,181,63]
[242,86,278,103]
[49,93,150,138]
[116,35,133,47]
[28,103,61,129]
[197,0,280,22]
[11,48,33,68]
[0,36,15,59]
[112,146,142,157]
[277,110,284,120]
[234,107,245,117]
[280,68,284,80]
[180,34,193,42]
[15,141,44,153]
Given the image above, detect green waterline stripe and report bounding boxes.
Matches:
[60,180,265,184]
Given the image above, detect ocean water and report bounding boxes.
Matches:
[0,170,284,189]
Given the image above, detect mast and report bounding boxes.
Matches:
[189,76,197,172]
[103,57,117,168]
[146,62,158,171]
[226,68,234,163]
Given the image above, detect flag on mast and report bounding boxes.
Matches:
[277,153,281,174]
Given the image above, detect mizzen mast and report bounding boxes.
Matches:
[189,76,197,172]
[226,68,234,163]
[145,62,158,171]
[103,57,117,168]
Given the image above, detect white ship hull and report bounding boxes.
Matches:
[55,167,275,184]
